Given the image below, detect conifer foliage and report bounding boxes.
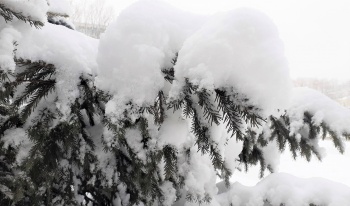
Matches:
[1,1,350,206]
[0,3,44,28]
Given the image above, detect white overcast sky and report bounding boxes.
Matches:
[102,0,350,79]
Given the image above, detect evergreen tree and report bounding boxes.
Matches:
[1,1,350,206]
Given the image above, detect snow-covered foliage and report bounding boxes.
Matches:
[290,87,350,137]
[1,0,48,23]
[170,8,291,117]
[16,23,98,118]
[97,0,205,116]
[0,0,47,73]
[1,0,350,205]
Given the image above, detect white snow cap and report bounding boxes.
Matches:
[47,0,72,16]
[172,8,291,116]
[97,0,205,121]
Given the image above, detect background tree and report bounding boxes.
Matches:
[68,0,114,38]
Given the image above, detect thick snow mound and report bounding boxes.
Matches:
[289,87,350,135]
[16,24,98,73]
[96,0,204,112]
[172,8,291,116]
[217,173,350,206]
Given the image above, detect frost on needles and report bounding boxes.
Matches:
[1,0,350,206]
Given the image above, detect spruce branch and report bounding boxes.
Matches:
[181,86,232,183]
[161,52,177,83]
[139,117,151,149]
[239,136,267,178]
[176,85,211,154]
[162,145,178,181]
[269,116,289,152]
[303,112,319,140]
[150,91,166,125]
[0,69,12,82]
[15,79,55,120]
[214,89,243,138]
[321,123,345,154]
[197,88,221,125]
[15,59,56,83]
[79,77,97,126]
[0,3,44,28]
[47,16,74,30]
[209,144,232,186]
[280,115,299,159]
[13,59,56,120]
[299,138,313,161]
[71,100,96,150]
[0,70,15,103]
[0,115,22,137]
[186,192,211,205]
[162,67,175,83]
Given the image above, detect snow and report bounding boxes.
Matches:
[1,0,48,22]
[171,8,292,117]
[191,142,350,206]
[16,23,97,75]
[226,140,350,205]
[218,172,350,206]
[0,25,20,72]
[179,148,218,201]
[278,140,350,187]
[124,128,147,162]
[90,123,119,187]
[259,140,280,172]
[47,0,72,16]
[96,0,205,122]
[160,181,177,206]
[15,23,98,118]
[2,128,32,163]
[157,109,190,148]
